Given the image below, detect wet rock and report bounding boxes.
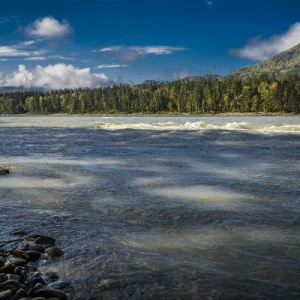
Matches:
[0,258,6,267]
[10,230,27,237]
[0,262,15,274]
[26,235,55,245]
[0,234,70,299]
[0,274,6,283]
[14,266,28,283]
[0,279,23,290]
[32,287,68,300]
[13,249,41,261]
[25,273,46,289]
[44,272,59,282]
[7,257,27,267]
[45,247,63,258]
[0,288,13,299]
[14,288,27,298]
[29,283,45,296]
[26,264,37,273]
[5,274,20,282]
[1,242,22,253]
[27,244,45,253]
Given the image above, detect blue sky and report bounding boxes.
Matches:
[0,0,299,89]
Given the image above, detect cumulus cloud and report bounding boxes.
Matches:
[26,16,73,39]
[95,64,129,69]
[98,45,187,62]
[230,22,300,61]
[0,64,111,89]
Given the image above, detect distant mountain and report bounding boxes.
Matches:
[231,43,300,79]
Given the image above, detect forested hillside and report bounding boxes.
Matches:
[232,43,300,79]
[0,74,299,115]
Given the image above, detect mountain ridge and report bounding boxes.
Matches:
[231,43,300,79]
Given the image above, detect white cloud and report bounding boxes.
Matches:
[0,46,30,57]
[230,22,300,61]
[19,40,37,46]
[95,64,129,69]
[0,41,46,58]
[0,64,111,89]
[26,16,73,39]
[98,45,187,62]
[99,46,124,52]
[25,56,47,61]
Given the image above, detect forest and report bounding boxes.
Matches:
[0,73,299,115]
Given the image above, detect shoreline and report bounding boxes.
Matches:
[0,112,298,117]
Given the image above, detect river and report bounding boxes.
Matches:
[0,115,300,299]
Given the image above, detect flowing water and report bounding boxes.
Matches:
[0,115,300,299]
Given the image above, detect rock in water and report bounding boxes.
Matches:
[45,247,64,258]
[26,235,56,245]
[32,287,68,300]
[0,168,9,175]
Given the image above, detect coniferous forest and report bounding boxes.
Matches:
[0,74,300,115]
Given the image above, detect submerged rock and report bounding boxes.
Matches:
[32,287,68,300]
[10,230,27,237]
[26,235,56,245]
[0,168,9,175]
[13,249,41,261]
[45,247,63,258]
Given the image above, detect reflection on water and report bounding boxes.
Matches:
[0,116,300,299]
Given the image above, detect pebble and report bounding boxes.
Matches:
[0,234,69,299]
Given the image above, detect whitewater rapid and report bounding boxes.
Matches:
[0,115,299,299]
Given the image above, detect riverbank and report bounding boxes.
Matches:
[0,231,71,299]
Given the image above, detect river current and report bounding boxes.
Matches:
[0,115,300,299]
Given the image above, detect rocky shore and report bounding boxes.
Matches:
[0,231,71,300]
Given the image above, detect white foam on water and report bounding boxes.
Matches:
[1,115,300,133]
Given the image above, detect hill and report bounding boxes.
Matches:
[231,43,300,79]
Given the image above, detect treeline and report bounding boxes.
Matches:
[0,74,299,115]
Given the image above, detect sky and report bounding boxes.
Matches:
[0,0,300,90]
